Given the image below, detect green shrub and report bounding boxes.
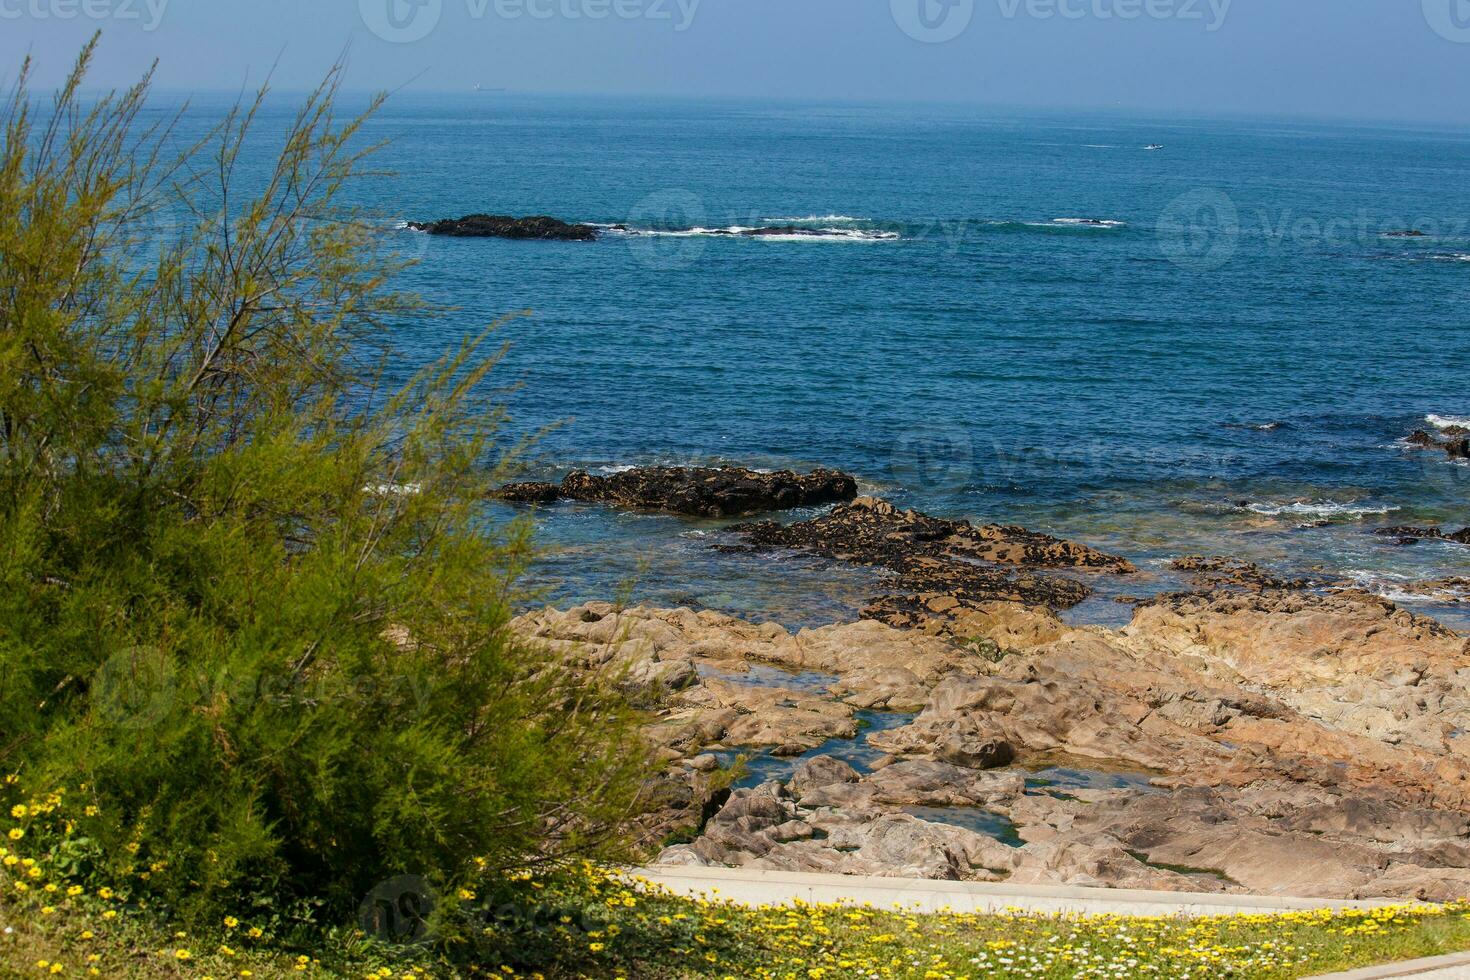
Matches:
[0,39,651,926]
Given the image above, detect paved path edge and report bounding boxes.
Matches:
[1305,950,1470,979]
[636,865,1400,917]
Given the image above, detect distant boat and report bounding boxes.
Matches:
[473,84,507,93]
[1144,144,1165,150]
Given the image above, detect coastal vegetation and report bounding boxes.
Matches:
[0,35,648,959]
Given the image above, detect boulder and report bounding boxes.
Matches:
[788,755,860,800]
[934,733,1015,770]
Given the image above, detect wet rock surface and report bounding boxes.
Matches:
[1376,525,1470,547]
[495,466,858,517]
[725,497,1134,618]
[515,591,1470,898]
[406,214,600,240]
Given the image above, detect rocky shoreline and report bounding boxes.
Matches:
[504,462,1470,901]
[518,590,1470,901]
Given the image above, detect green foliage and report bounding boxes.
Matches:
[0,39,651,925]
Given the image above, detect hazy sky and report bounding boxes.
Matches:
[2,0,1468,124]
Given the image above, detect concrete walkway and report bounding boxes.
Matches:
[1307,952,1470,978]
[638,865,1392,917]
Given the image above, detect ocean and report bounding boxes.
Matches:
[161,92,1470,628]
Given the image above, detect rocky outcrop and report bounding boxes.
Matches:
[495,466,858,518]
[726,497,1133,619]
[406,214,600,240]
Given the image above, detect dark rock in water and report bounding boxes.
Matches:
[561,466,857,518]
[406,214,600,241]
[1385,230,1428,238]
[1375,526,1470,547]
[494,481,561,504]
[725,496,1133,617]
[494,465,858,518]
[1403,428,1470,460]
[1407,429,1439,447]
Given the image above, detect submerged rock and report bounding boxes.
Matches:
[494,465,858,518]
[406,214,600,240]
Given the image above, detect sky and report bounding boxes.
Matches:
[1,0,1468,125]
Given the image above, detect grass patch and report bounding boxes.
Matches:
[6,862,1470,978]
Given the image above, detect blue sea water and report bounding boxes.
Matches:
[163,93,1470,628]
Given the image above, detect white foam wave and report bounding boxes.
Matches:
[1024,218,1127,230]
[1339,570,1470,605]
[615,225,899,242]
[1244,501,1400,519]
[759,214,869,224]
[1051,217,1127,228]
[1426,414,1470,430]
[392,220,425,232]
[1430,252,1470,262]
